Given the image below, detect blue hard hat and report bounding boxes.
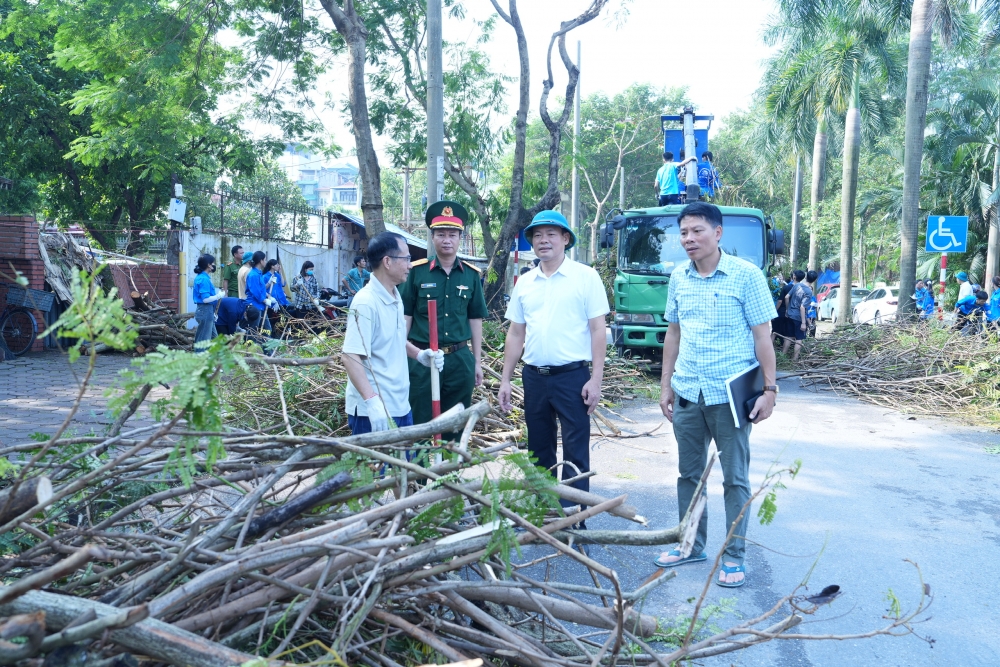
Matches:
[957,271,968,281]
[522,210,577,250]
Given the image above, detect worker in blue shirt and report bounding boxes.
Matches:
[192,254,224,349]
[215,298,260,335]
[264,259,289,309]
[914,281,935,320]
[988,277,1000,325]
[955,289,988,332]
[654,151,696,206]
[697,151,722,199]
[245,250,274,332]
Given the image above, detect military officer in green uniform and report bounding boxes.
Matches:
[401,201,488,436]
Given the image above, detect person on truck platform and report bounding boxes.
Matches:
[654,151,695,207]
[698,151,722,199]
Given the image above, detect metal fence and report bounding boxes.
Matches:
[186,187,337,247]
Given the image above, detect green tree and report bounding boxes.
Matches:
[574,84,691,262]
[371,9,513,255]
[899,0,971,313]
[0,0,290,250]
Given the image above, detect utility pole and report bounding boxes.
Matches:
[619,166,625,209]
[399,167,412,229]
[790,154,803,267]
[426,0,445,207]
[570,41,581,262]
[682,107,699,202]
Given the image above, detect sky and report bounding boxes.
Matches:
[303,0,778,164]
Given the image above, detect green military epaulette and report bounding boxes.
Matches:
[411,258,429,267]
[461,260,481,273]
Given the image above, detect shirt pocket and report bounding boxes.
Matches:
[450,282,470,315]
[714,292,743,327]
[676,288,702,320]
[417,290,437,316]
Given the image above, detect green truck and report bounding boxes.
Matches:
[601,204,785,360]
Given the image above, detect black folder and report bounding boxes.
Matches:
[725,362,764,429]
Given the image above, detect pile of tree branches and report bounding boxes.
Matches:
[0,393,933,667]
[0,268,934,666]
[792,321,1000,422]
[221,319,654,445]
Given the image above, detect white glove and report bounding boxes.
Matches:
[265,297,276,307]
[312,298,321,310]
[267,275,277,286]
[204,291,223,303]
[417,348,445,372]
[365,395,390,432]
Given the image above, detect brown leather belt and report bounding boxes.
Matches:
[412,340,469,355]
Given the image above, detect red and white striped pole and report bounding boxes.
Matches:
[938,252,947,320]
[428,300,442,450]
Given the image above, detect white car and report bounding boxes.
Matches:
[818,287,871,323]
[852,287,899,324]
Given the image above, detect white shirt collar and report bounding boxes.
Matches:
[535,256,573,280]
[370,274,399,305]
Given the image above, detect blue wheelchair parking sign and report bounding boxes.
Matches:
[925,215,968,253]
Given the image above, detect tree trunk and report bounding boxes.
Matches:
[484,1,533,313]
[791,153,803,267]
[0,590,258,667]
[808,119,828,272]
[899,0,935,315]
[0,477,52,526]
[986,116,1000,293]
[837,78,861,329]
[483,0,605,312]
[321,2,385,236]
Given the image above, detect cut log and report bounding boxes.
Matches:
[0,477,52,525]
[0,590,268,667]
[449,586,659,638]
[243,471,353,540]
[0,610,45,663]
[129,291,151,312]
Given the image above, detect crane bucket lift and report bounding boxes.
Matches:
[661,108,714,202]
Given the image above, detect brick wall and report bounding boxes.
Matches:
[116,263,179,308]
[0,216,45,351]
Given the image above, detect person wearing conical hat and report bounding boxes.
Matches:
[400,200,488,440]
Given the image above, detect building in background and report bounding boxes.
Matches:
[278,145,361,212]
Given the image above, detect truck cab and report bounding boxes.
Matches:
[603,204,783,360]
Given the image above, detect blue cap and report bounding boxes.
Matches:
[957,271,968,281]
[522,210,577,250]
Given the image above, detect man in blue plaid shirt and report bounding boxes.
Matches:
[653,202,778,588]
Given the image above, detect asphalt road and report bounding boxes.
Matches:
[514,375,1000,665]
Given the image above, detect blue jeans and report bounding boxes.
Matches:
[348,409,414,434]
[194,303,217,351]
[348,410,416,467]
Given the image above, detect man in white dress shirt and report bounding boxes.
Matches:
[498,210,610,506]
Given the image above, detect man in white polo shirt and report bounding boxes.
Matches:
[498,210,610,506]
[342,232,444,434]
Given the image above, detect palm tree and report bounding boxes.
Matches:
[763,2,902,309]
[762,41,834,272]
[899,0,971,313]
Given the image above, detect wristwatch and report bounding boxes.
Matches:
[763,385,779,394]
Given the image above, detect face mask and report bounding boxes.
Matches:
[306,270,314,276]
[209,265,216,273]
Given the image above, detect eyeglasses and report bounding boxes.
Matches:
[387,255,412,261]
